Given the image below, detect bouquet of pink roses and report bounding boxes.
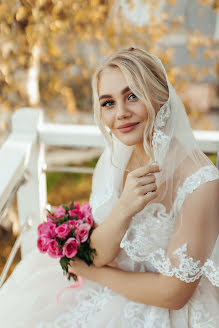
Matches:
[37,201,96,281]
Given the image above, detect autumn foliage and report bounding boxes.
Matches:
[0,0,218,133]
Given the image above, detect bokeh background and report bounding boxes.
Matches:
[0,0,218,281]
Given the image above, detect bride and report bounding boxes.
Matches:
[0,47,218,327]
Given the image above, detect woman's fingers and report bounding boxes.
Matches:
[144,190,158,201]
[132,164,161,178]
[138,183,157,195]
[137,174,156,186]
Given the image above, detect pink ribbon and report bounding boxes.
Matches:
[57,276,83,304]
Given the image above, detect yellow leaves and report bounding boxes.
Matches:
[127,0,136,10]
[167,0,176,3]
[204,50,213,60]
[75,58,83,66]
[0,3,8,20]
[213,0,219,10]
[61,86,77,114]
[161,12,169,20]
[95,30,103,40]
[215,58,219,76]
[2,101,10,112]
[167,66,181,84]
[25,25,39,46]
[91,0,101,6]
[106,24,115,39]
[18,55,27,66]
[50,19,69,32]
[88,54,96,66]
[197,0,219,9]
[147,23,167,40]
[81,67,89,79]
[16,6,29,22]
[0,120,8,131]
[38,0,49,7]
[187,30,213,58]
[49,42,61,57]
[0,0,218,118]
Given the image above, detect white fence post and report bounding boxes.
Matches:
[12,108,47,259]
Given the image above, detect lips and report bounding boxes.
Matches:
[117,122,139,129]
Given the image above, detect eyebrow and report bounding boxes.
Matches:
[99,86,131,101]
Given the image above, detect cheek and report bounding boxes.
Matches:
[139,104,148,120]
[101,111,114,128]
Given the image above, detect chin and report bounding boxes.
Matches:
[114,133,143,146]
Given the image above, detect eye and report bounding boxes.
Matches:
[101,100,115,108]
[128,93,137,100]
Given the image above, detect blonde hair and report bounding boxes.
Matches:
[91,47,169,162]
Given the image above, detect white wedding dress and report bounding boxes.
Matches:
[0,143,218,327]
[0,51,219,327]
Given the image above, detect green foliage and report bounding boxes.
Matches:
[46,156,100,205]
[46,156,99,194]
[206,153,217,166]
[60,256,69,273]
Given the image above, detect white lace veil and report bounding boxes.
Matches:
[89,49,219,287]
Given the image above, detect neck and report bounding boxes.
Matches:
[133,143,150,167]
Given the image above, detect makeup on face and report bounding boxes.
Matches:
[98,67,148,146]
[117,122,140,133]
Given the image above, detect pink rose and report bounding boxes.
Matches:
[73,202,80,209]
[47,222,56,238]
[63,238,80,258]
[47,239,64,258]
[68,219,83,230]
[75,223,90,243]
[38,222,57,238]
[67,201,80,210]
[38,222,49,236]
[84,215,93,227]
[81,202,91,216]
[46,212,56,222]
[55,206,66,218]
[37,235,51,253]
[68,220,78,229]
[69,208,83,220]
[55,223,71,239]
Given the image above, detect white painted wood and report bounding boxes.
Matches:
[0,132,34,214]
[12,108,47,258]
[39,123,105,147]
[193,130,219,153]
[38,123,219,153]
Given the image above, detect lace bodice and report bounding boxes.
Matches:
[91,164,219,286]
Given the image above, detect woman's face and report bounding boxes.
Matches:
[98,67,148,146]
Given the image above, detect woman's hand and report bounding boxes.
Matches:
[119,164,160,217]
[68,258,96,279]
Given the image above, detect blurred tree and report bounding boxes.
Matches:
[0,0,218,134]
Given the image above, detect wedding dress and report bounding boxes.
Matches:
[0,51,218,327]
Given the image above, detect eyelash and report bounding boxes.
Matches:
[128,93,137,100]
[101,93,137,108]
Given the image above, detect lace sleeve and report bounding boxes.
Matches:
[120,165,219,286]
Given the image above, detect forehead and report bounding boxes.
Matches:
[98,67,128,96]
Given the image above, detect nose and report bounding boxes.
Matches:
[116,100,131,120]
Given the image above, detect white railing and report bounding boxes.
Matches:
[0,108,219,286]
